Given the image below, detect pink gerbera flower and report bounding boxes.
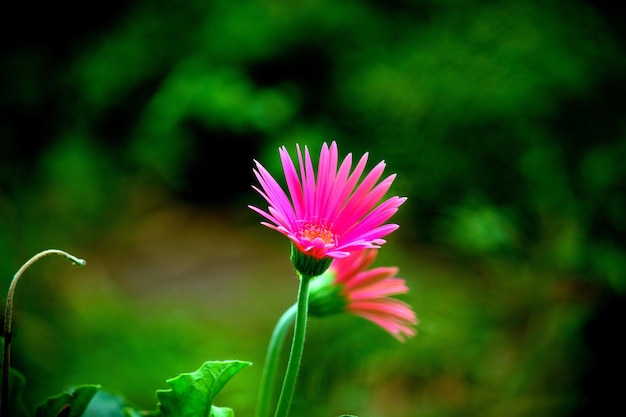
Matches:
[309,249,417,342]
[249,142,406,267]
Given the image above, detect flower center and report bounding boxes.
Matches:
[300,223,336,245]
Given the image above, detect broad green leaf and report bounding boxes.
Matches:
[123,407,160,417]
[210,405,234,417]
[156,360,251,417]
[34,385,100,417]
[83,389,134,416]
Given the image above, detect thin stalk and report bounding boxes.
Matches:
[255,303,297,417]
[2,249,85,416]
[273,274,311,417]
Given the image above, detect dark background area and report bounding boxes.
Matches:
[1,1,625,416]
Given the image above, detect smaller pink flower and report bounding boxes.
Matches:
[309,249,418,342]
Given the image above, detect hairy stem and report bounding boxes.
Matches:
[2,249,85,415]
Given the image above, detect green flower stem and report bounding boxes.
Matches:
[273,273,312,417]
[255,303,297,417]
[2,249,85,417]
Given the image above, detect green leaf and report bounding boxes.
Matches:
[123,407,160,417]
[34,385,100,417]
[210,405,234,417]
[156,360,251,417]
[83,389,131,416]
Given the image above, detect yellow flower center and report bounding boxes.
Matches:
[300,223,336,245]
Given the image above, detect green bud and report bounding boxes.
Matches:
[290,243,332,277]
[308,272,347,317]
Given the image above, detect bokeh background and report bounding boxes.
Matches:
[1,0,625,416]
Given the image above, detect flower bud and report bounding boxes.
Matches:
[290,243,332,278]
[308,272,347,317]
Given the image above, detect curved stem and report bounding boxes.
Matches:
[2,249,85,416]
[255,303,297,417]
[273,274,311,417]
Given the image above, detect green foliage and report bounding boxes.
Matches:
[0,352,98,417]
[155,360,251,417]
[2,0,625,289]
[209,405,234,417]
[1,0,625,416]
[34,385,99,417]
[0,357,250,417]
[85,390,136,417]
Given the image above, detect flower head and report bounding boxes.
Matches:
[309,249,417,342]
[249,142,406,274]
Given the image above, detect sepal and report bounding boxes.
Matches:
[290,243,332,277]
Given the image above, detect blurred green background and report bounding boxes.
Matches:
[1,0,625,416]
